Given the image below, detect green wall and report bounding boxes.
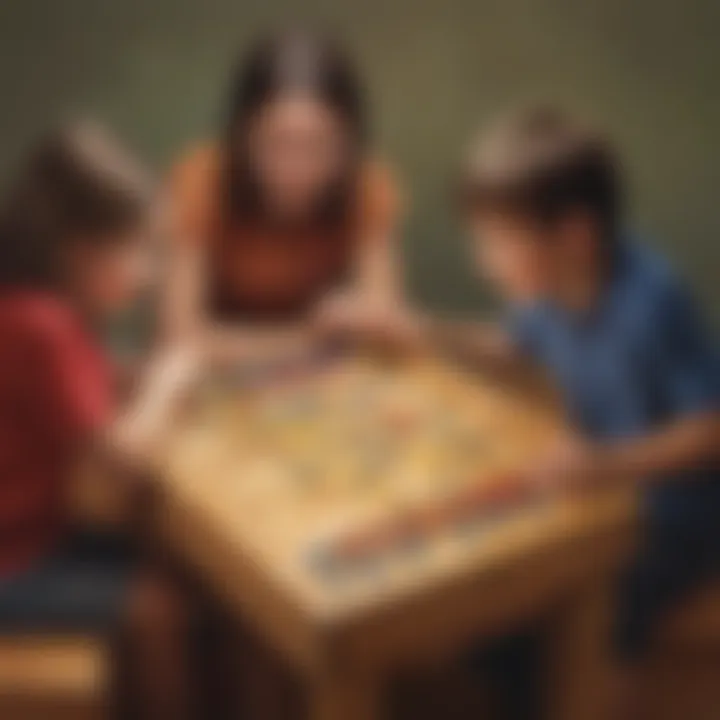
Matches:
[1,0,718,317]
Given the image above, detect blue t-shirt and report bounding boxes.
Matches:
[509,241,720,529]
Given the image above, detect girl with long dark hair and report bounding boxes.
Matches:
[165,28,403,357]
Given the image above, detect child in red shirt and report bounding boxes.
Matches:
[0,123,197,719]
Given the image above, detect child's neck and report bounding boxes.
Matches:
[552,251,611,316]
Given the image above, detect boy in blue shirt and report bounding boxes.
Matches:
[353,106,720,715]
[454,108,720,716]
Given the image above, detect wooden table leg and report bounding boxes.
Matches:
[309,665,384,720]
[545,577,614,720]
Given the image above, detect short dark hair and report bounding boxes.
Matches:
[0,121,154,289]
[460,107,621,240]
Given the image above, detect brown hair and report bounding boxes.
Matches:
[0,121,154,289]
[460,107,622,242]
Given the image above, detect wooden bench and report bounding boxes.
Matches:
[644,582,720,720]
[0,636,109,720]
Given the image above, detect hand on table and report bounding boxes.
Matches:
[526,433,612,496]
[313,291,426,354]
[144,340,206,399]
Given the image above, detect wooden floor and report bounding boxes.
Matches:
[641,581,720,720]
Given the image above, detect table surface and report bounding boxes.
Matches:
[152,353,635,676]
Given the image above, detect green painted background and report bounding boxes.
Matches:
[1,0,718,317]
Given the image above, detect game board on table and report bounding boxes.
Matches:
[162,352,560,612]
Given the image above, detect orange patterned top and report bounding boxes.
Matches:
[169,144,401,321]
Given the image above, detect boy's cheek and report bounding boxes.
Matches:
[510,260,555,302]
[471,237,549,303]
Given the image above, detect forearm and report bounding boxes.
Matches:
[354,226,405,307]
[106,345,201,466]
[418,316,558,405]
[423,317,516,366]
[108,375,179,464]
[421,316,538,382]
[604,412,720,484]
[161,237,207,344]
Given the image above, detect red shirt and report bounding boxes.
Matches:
[0,292,113,575]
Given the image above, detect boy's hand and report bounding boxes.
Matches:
[529,433,612,495]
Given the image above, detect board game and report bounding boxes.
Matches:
[155,350,634,720]
[164,352,558,607]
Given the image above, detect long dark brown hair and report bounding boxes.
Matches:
[221,28,367,229]
[0,122,154,290]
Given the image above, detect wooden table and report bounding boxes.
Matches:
[152,355,635,720]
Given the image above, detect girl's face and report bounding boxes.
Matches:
[246,95,351,220]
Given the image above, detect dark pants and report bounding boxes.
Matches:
[0,531,135,635]
[467,629,543,720]
[615,514,720,662]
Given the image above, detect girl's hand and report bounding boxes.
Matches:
[313,291,426,352]
[312,290,364,339]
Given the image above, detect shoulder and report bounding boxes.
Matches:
[169,143,220,186]
[0,292,87,364]
[167,142,222,241]
[626,244,689,311]
[618,243,704,339]
[356,158,404,235]
[0,292,76,338]
[0,294,112,430]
